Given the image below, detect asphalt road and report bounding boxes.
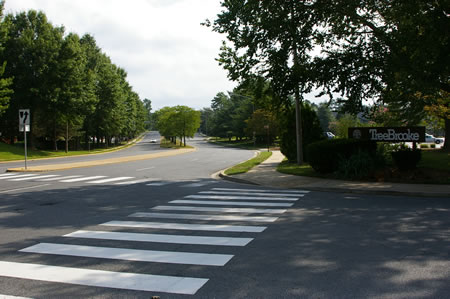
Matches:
[0,134,449,298]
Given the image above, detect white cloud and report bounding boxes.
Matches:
[4,0,236,110]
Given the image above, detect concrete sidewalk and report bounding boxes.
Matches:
[220,150,450,198]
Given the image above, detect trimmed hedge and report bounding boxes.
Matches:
[306,139,377,173]
[391,149,421,170]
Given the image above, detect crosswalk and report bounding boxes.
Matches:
[0,186,310,296]
[0,172,219,188]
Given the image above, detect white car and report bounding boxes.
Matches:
[149,139,158,143]
[425,133,444,144]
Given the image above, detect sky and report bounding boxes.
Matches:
[4,0,237,111]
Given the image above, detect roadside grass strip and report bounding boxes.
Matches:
[212,187,309,194]
[0,261,207,295]
[224,151,272,175]
[170,200,293,207]
[21,243,233,266]
[152,205,287,214]
[129,212,279,223]
[101,220,266,233]
[185,195,299,201]
[65,230,253,246]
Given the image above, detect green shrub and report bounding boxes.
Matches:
[306,139,377,173]
[391,149,421,170]
[430,143,436,149]
[279,102,324,162]
[336,150,377,180]
[420,143,429,149]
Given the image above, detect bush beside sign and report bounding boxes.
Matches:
[348,127,425,143]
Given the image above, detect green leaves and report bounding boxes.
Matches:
[0,8,145,149]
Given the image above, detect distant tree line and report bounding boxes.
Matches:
[0,2,151,151]
[154,106,201,147]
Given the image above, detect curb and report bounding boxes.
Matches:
[217,169,450,198]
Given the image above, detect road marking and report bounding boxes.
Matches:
[200,191,302,197]
[38,175,80,181]
[102,220,267,233]
[129,212,279,223]
[0,174,39,180]
[8,175,59,181]
[0,173,23,177]
[153,205,288,214]
[21,243,233,266]
[0,261,208,295]
[0,184,51,193]
[59,176,107,183]
[65,230,253,246]
[185,195,299,201]
[0,294,32,299]
[115,178,159,185]
[213,187,309,194]
[87,177,134,184]
[146,182,170,186]
[170,200,294,207]
[136,166,155,171]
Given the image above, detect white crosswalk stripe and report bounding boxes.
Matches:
[212,187,309,194]
[102,220,267,233]
[129,212,279,222]
[170,199,294,207]
[114,178,159,185]
[0,261,208,295]
[21,243,233,266]
[65,230,253,246]
[60,176,107,182]
[0,186,310,296]
[38,175,79,181]
[152,205,287,214]
[200,190,302,197]
[0,174,39,180]
[8,174,60,181]
[87,177,135,184]
[0,173,19,177]
[185,194,300,201]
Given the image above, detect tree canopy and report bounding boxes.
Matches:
[0,7,147,150]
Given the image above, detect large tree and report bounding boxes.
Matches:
[314,0,449,149]
[0,0,12,117]
[206,0,318,164]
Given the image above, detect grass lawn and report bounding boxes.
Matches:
[419,150,450,171]
[0,136,142,162]
[277,160,322,177]
[225,151,272,175]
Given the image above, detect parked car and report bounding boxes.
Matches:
[425,133,444,144]
[324,131,335,139]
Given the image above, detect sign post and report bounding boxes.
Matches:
[19,109,30,170]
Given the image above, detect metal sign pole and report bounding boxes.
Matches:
[24,129,28,170]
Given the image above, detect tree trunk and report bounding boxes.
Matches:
[444,118,450,152]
